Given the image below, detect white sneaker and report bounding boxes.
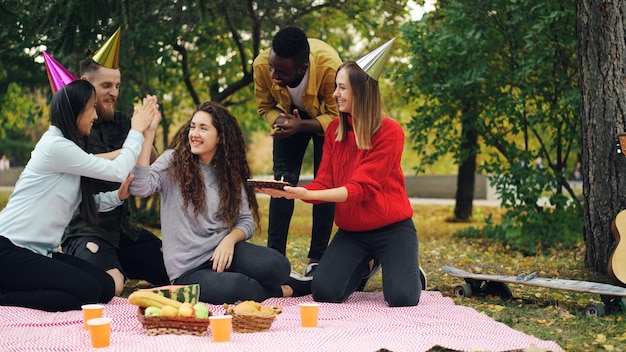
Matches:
[305,263,319,277]
[290,270,313,281]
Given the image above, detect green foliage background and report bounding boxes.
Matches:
[397,0,583,251]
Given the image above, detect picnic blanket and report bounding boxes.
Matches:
[0,291,561,352]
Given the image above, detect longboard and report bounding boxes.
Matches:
[443,265,626,317]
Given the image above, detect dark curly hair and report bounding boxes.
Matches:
[168,101,260,231]
[271,26,310,67]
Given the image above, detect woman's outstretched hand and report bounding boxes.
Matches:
[256,186,306,200]
[130,95,159,133]
[118,174,134,200]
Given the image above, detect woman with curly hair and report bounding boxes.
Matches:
[129,101,310,304]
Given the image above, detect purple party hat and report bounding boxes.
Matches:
[43,51,77,93]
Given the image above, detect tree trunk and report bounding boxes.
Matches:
[577,0,626,273]
[454,110,479,220]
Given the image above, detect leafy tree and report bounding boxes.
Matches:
[399,0,581,253]
[398,2,490,220]
[0,83,48,166]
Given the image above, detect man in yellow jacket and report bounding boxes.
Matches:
[253,27,341,276]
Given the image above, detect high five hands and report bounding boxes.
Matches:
[131,95,160,134]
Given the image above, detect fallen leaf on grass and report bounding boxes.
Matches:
[557,309,574,320]
[486,304,505,312]
[549,291,566,300]
[536,318,550,325]
[594,334,607,343]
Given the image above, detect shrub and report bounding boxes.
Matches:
[455,201,583,255]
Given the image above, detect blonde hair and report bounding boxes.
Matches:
[335,61,384,149]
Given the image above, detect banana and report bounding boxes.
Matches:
[128,290,184,309]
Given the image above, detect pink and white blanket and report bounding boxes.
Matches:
[0,291,561,352]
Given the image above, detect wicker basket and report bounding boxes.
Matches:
[137,307,211,336]
[224,304,282,333]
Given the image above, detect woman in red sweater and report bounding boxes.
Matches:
[258,60,421,307]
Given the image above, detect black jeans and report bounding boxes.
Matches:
[174,241,290,304]
[267,110,335,261]
[311,219,421,307]
[0,236,115,312]
[63,229,169,286]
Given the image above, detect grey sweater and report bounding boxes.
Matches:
[130,150,254,281]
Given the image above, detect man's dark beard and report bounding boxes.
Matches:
[96,104,115,121]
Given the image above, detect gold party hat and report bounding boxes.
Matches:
[355,38,395,81]
[92,27,121,69]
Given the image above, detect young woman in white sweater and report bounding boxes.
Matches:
[0,79,159,311]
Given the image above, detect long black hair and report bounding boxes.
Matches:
[49,79,99,224]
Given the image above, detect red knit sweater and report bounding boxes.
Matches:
[303,116,413,232]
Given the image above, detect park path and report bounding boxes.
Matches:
[1,185,504,207]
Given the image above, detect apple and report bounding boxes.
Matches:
[160,305,178,317]
[177,303,195,317]
[144,306,161,317]
[193,303,210,319]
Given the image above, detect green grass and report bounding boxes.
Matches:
[1,189,624,351]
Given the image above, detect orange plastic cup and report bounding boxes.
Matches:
[81,304,104,330]
[87,317,111,348]
[299,303,320,328]
[209,315,232,342]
